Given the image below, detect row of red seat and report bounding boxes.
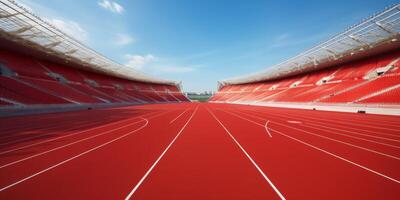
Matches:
[210,50,400,105]
[0,50,189,106]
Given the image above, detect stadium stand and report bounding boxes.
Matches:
[210,5,400,115]
[211,51,400,105]
[0,0,188,114]
[0,50,189,107]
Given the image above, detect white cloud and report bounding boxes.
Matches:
[124,54,197,73]
[115,33,134,46]
[269,33,291,48]
[275,33,290,42]
[98,0,124,14]
[125,54,156,70]
[151,65,196,73]
[45,18,88,42]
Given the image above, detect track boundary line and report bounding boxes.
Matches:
[265,121,272,138]
[252,109,400,133]
[0,110,167,169]
[0,110,168,156]
[233,110,400,160]
[0,121,103,147]
[0,110,148,137]
[0,111,141,136]
[269,111,400,140]
[125,105,199,200]
[169,107,191,124]
[269,128,400,184]
[0,118,149,192]
[0,121,139,168]
[243,108,400,128]
[0,119,95,141]
[287,121,302,124]
[223,110,400,184]
[207,107,285,200]
[247,109,400,139]
[300,123,400,149]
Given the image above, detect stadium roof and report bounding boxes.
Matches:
[220,4,400,86]
[0,0,177,85]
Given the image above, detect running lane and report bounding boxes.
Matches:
[126,103,283,200]
[0,103,194,199]
[0,102,399,199]
[208,103,400,199]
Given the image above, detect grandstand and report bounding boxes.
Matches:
[0,1,399,199]
[210,5,400,115]
[0,0,189,116]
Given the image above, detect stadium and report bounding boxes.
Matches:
[0,0,399,199]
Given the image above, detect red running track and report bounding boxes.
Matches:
[0,102,399,199]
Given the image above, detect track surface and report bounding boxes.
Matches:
[0,102,399,199]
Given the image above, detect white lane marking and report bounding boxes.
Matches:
[125,106,199,200]
[267,111,400,140]
[300,123,400,149]
[0,111,166,169]
[0,118,149,192]
[0,121,100,147]
[269,128,400,184]
[249,109,400,139]
[0,110,164,156]
[265,121,272,138]
[234,110,400,160]
[169,107,191,124]
[0,119,95,141]
[287,120,302,124]
[0,111,148,144]
[224,110,400,184]
[1,123,135,168]
[207,108,285,200]
[277,110,400,132]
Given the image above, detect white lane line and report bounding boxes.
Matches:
[0,122,99,147]
[0,118,149,192]
[0,112,122,136]
[0,110,164,156]
[269,128,400,184]
[277,110,400,132]
[207,108,285,200]
[0,112,165,169]
[233,110,400,161]
[265,121,272,138]
[300,123,400,149]
[287,121,302,124]
[0,111,146,142]
[1,111,167,170]
[224,110,400,184]
[268,111,400,140]
[249,109,400,139]
[125,106,199,200]
[169,107,191,124]
[0,119,94,141]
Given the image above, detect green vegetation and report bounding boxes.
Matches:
[186,92,214,102]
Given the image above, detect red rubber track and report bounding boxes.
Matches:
[0,103,399,199]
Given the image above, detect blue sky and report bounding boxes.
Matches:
[17,0,398,92]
